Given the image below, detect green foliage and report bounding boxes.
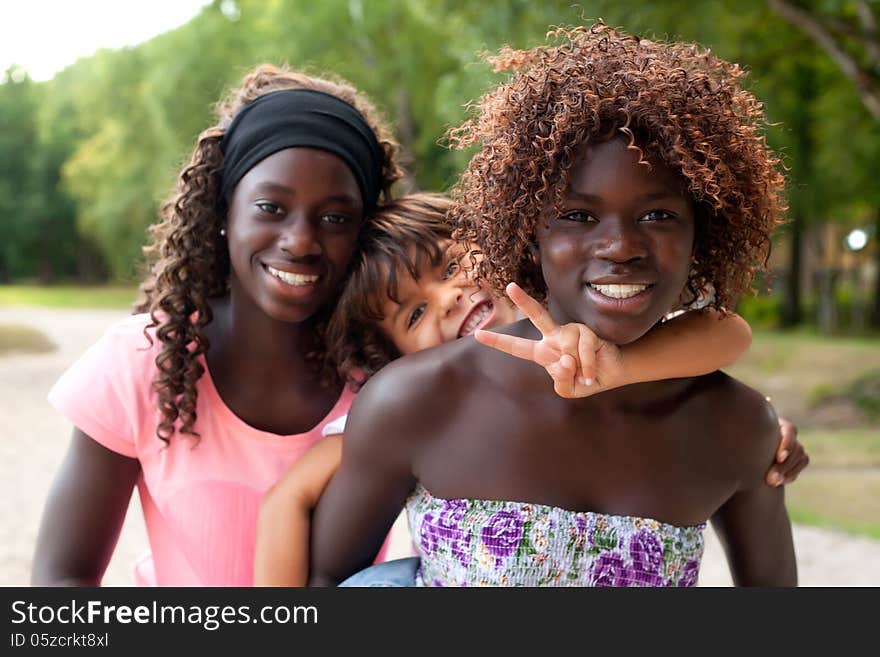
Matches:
[0,284,138,309]
[1,0,878,292]
[736,294,785,329]
[809,369,880,420]
[847,370,880,420]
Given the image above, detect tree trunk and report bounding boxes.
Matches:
[816,268,840,334]
[781,62,815,328]
[781,213,803,326]
[870,208,880,328]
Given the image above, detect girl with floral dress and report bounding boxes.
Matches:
[307,23,799,587]
[254,191,806,585]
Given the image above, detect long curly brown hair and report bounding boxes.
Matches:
[135,64,403,442]
[448,23,786,311]
[325,193,453,387]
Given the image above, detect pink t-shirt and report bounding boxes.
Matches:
[48,313,365,586]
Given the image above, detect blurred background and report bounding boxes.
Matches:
[1,0,877,585]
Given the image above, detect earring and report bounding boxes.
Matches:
[220,227,227,237]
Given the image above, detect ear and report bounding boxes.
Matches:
[527,241,540,266]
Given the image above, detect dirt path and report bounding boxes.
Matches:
[2,306,878,586]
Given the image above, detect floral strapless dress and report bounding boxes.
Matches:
[406,484,705,587]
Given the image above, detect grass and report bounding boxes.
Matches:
[728,332,880,539]
[757,423,880,539]
[797,429,880,467]
[786,471,880,540]
[780,428,880,539]
[0,284,138,310]
[727,329,880,423]
[0,324,55,356]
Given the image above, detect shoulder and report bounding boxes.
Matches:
[342,338,480,448]
[54,313,160,385]
[98,313,161,356]
[48,313,162,456]
[358,338,477,408]
[698,372,779,484]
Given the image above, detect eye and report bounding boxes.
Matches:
[640,209,676,222]
[255,201,283,215]
[322,213,351,225]
[559,210,596,223]
[407,304,426,329]
[442,257,460,280]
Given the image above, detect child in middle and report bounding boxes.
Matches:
[254,192,806,586]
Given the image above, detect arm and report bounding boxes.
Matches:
[476,283,751,397]
[31,429,140,586]
[254,435,343,586]
[711,399,797,586]
[616,308,751,385]
[711,484,796,586]
[308,371,419,586]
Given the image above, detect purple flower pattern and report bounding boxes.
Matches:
[481,510,525,558]
[678,559,700,587]
[628,529,666,586]
[407,484,705,587]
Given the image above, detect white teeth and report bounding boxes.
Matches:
[267,266,319,286]
[459,301,493,337]
[590,283,649,299]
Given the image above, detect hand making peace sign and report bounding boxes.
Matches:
[474,283,624,399]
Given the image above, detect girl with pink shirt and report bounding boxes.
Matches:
[32,64,403,586]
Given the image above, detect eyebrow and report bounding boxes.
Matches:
[252,182,360,205]
[566,190,682,203]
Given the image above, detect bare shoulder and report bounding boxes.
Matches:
[342,338,480,451]
[698,371,779,484]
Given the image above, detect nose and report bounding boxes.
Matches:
[432,279,463,317]
[279,214,322,258]
[593,217,647,264]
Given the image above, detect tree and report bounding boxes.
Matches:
[769,0,880,120]
[769,0,880,327]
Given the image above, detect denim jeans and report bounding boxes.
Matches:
[338,557,420,587]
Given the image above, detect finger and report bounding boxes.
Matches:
[577,324,599,385]
[776,416,797,461]
[779,441,806,468]
[555,323,580,362]
[765,467,786,487]
[768,452,809,486]
[781,453,810,484]
[549,354,577,398]
[474,328,542,363]
[506,282,558,336]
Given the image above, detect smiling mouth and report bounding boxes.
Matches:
[266,265,320,287]
[588,283,651,299]
[459,299,495,338]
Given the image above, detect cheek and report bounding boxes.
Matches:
[539,235,581,278]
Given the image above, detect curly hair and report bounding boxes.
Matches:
[134,64,404,442]
[448,22,786,311]
[325,193,453,387]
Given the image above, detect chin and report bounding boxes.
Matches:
[263,300,325,324]
[589,318,655,346]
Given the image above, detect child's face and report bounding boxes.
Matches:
[537,137,695,345]
[378,241,519,354]
[226,147,364,324]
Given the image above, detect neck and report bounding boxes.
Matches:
[207,290,323,380]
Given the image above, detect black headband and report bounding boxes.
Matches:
[219,88,385,209]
